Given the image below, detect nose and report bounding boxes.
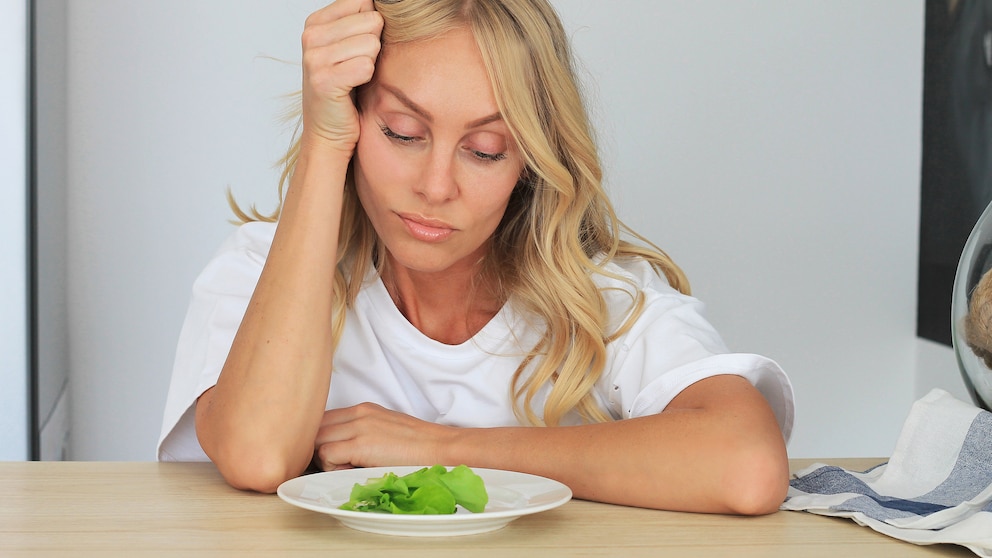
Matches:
[415,148,458,204]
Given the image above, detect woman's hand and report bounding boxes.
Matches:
[301,0,383,152]
[313,403,454,471]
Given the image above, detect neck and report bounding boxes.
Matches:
[381,256,503,345]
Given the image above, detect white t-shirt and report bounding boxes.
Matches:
[157,221,794,461]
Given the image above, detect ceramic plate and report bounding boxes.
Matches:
[277,466,572,536]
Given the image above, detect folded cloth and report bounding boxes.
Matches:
[781,389,992,557]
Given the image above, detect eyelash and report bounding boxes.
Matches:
[380,124,416,144]
[379,124,507,163]
[472,150,507,163]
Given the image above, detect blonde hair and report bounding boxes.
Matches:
[235,0,689,426]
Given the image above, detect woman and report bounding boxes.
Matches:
[159,0,795,515]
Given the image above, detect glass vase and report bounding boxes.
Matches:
[952,200,992,411]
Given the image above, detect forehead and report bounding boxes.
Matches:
[373,27,502,120]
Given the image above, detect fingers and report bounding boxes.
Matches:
[312,403,437,471]
[314,439,355,471]
[299,0,384,148]
[313,416,367,471]
[314,402,386,446]
[302,11,383,93]
[304,36,379,100]
[306,0,376,27]
[311,403,379,470]
[302,10,383,52]
[303,0,383,65]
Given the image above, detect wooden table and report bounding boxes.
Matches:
[0,459,976,557]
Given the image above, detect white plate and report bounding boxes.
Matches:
[277,466,572,537]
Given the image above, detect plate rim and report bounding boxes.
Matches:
[277,465,573,525]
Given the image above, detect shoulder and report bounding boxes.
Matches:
[185,221,277,302]
[592,256,691,312]
[591,255,721,342]
[199,221,276,276]
[593,256,673,292]
[215,221,277,261]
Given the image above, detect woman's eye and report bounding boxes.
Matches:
[471,149,507,163]
[380,124,417,144]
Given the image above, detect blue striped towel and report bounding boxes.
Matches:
[781,389,992,556]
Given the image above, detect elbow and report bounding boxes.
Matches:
[722,446,790,516]
[213,451,305,494]
[195,398,310,493]
[197,423,307,493]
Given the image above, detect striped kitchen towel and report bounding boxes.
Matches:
[781,389,992,557]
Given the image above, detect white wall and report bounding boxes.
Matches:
[62,0,968,461]
[66,0,302,459]
[558,2,965,455]
[1,0,30,461]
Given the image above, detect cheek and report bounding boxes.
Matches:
[482,167,524,210]
[355,117,417,185]
[469,176,520,229]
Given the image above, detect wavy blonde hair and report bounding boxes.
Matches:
[234,0,689,426]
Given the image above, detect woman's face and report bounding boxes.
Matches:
[353,27,525,277]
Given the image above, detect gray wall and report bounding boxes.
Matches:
[54,0,968,461]
[36,0,71,461]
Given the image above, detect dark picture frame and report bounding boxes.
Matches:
[918,0,992,346]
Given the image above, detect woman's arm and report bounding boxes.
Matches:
[313,374,790,514]
[194,0,383,493]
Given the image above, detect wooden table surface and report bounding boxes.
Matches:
[0,459,976,557]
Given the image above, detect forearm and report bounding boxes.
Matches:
[196,137,351,492]
[440,376,789,514]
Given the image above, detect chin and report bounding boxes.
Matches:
[391,255,458,275]
[385,243,477,276]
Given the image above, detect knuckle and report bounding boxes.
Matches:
[360,32,382,52]
[303,10,324,31]
[302,62,327,85]
[300,26,319,50]
[365,10,384,30]
[317,444,341,468]
[315,445,331,466]
[354,57,376,81]
[354,401,372,413]
[354,401,381,415]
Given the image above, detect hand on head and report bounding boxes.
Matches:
[300,0,384,152]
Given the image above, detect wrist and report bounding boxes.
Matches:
[433,424,474,466]
[297,130,357,163]
[435,425,520,470]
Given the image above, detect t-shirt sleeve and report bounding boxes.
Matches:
[156,221,275,461]
[597,260,795,442]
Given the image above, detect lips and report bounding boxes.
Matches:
[397,213,456,243]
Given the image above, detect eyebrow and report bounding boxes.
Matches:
[379,83,504,129]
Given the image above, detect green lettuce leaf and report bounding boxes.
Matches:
[338,465,488,514]
[389,485,456,514]
[438,465,488,513]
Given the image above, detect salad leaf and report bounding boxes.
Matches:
[390,485,456,514]
[338,465,488,514]
[438,465,488,513]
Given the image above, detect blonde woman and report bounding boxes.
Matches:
[158,0,794,514]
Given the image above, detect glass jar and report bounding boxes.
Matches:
[952,200,992,411]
